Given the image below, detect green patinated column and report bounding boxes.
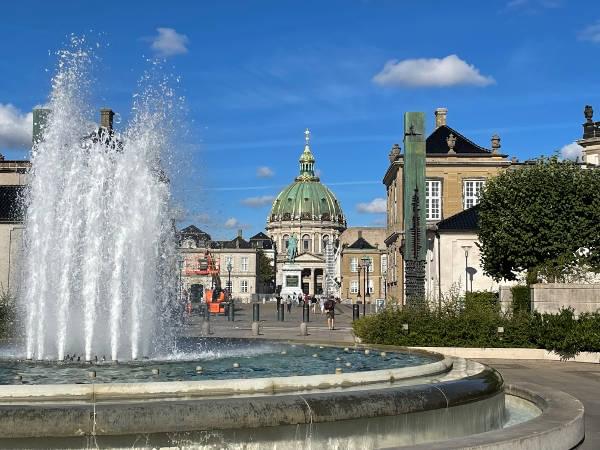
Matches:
[402,112,426,307]
[32,108,51,146]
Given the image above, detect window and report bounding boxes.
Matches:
[463,180,485,209]
[302,234,311,252]
[225,256,234,270]
[426,180,442,220]
[367,279,374,294]
[350,257,358,272]
[240,280,248,293]
[381,254,388,274]
[283,234,289,250]
[350,280,359,294]
[241,257,248,272]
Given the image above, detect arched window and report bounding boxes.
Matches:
[283,234,290,250]
[302,234,311,252]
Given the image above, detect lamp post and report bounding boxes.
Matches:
[361,256,371,316]
[356,261,362,306]
[178,255,184,303]
[382,270,387,303]
[226,261,233,299]
[461,245,472,294]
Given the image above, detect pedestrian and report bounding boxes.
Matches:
[324,296,335,330]
[311,296,317,313]
[286,295,292,313]
[319,297,325,315]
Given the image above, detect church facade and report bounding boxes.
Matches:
[266,130,346,296]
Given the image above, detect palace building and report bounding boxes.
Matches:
[266,129,346,296]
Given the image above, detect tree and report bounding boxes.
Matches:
[477,158,600,282]
[256,249,275,292]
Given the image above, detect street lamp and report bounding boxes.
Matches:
[178,255,184,302]
[461,245,472,294]
[227,261,233,299]
[361,256,371,316]
[382,270,387,303]
[356,261,362,306]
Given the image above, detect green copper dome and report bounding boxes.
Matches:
[269,129,346,225]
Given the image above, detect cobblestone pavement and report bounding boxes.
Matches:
[183,302,600,449]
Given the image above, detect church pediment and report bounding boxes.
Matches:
[294,252,325,263]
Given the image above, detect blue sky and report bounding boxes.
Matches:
[1,0,599,239]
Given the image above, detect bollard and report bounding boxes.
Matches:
[302,303,310,323]
[300,322,308,336]
[276,298,281,315]
[352,304,360,321]
[278,304,285,321]
[228,300,235,321]
[253,303,260,322]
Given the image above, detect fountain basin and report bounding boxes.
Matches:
[0,341,502,440]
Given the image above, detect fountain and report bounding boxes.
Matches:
[20,39,178,363]
[0,40,584,449]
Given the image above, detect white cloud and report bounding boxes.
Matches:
[241,195,275,207]
[356,198,387,214]
[151,28,189,57]
[0,104,32,149]
[224,217,248,229]
[372,55,495,88]
[560,142,583,161]
[256,166,274,178]
[579,21,600,43]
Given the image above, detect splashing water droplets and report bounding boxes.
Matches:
[21,39,178,362]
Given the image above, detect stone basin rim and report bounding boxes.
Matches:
[0,346,453,402]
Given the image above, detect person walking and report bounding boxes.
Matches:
[324,296,335,330]
[286,295,292,313]
[319,297,325,315]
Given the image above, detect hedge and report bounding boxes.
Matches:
[353,292,600,360]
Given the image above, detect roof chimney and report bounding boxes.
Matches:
[435,108,448,129]
[238,229,243,238]
[358,230,363,239]
[491,134,501,155]
[100,108,114,131]
[32,108,51,145]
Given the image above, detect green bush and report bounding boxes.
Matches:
[353,294,600,359]
[465,291,498,313]
[511,285,530,313]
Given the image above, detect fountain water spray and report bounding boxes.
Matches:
[21,38,179,361]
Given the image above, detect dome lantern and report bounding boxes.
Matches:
[298,128,317,180]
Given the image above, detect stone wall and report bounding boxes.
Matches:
[532,283,600,315]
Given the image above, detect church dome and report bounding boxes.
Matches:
[268,129,346,225]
